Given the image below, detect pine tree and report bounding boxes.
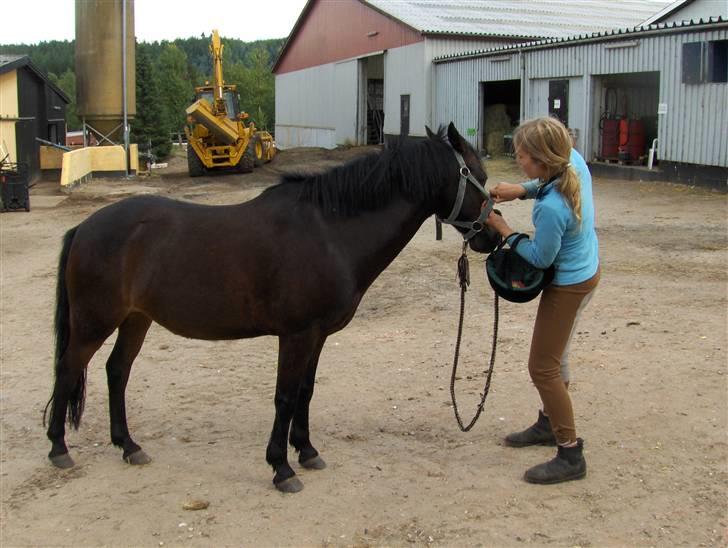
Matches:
[156,43,193,136]
[49,70,81,130]
[131,45,171,159]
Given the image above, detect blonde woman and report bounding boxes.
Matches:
[485,116,600,484]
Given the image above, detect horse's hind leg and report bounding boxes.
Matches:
[47,335,106,468]
[266,328,323,493]
[106,313,152,465]
[290,335,327,470]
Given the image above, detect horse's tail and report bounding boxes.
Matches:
[43,226,85,429]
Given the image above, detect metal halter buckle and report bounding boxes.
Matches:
[437,150,494,242]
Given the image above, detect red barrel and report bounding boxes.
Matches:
[618,119,645,161]
[600,118,619,159]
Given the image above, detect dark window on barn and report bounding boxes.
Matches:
[707,40,727,83]
[400,95,410,137]
[682,42,703,84]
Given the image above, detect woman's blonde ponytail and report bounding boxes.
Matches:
[560,165,582,224]
[513,117,582,224]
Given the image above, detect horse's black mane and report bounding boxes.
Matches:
[268,126,456,217]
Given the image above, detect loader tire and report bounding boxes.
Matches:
[237,147,255,173]
[248,135,265,167]
[187,147,205,177]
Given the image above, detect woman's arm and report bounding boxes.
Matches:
[485,204,568,269]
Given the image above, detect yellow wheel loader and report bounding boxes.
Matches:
[184,30,276,177]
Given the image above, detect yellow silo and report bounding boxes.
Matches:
[75,0,135,143]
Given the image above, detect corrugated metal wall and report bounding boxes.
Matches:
[434,25,728,167]
[275,65,337,149]
[527,76,586,150]
[434,52,521,150]
[334,60,359,145]
[384,42,426,136]
[427,37,520,141]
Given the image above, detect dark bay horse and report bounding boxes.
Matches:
[45,123,499,492]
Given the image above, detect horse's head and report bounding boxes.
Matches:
[427,123,501,254]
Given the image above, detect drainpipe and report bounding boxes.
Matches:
[122,0,130,176]
[519,49,526,122]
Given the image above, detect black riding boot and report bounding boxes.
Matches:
[524,438,586,484]
[505,410,556,447]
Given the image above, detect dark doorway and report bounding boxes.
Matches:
[400,95,410,137]
[482,79,520,156]
[367,79,384,145]
[548,80,569,126]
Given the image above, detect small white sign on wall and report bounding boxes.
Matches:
[658,103,668,114]
[554,99,561,109]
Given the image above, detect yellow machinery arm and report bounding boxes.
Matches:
[185,29,276,176]
[210,30,226,115]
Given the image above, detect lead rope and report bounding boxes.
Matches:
[449,242,499,432]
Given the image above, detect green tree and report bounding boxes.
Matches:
[49,69,81,131]
[243,48,275,130]
[131,45,171,159]
[156,43,193,136]
[224,48,275,130]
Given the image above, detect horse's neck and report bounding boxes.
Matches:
[340,198,432,291]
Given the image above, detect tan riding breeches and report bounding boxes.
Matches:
[528,269,600,444]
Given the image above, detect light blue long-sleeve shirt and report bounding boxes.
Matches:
[505,148,600,286]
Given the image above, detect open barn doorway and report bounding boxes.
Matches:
[481,79,521,157]
[358,54,385,145]
[591,71,660,166]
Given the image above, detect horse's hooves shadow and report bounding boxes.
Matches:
[275,476,304,493]
[300,455,327,470]
[49,453,75,469]
[124,449,152,465]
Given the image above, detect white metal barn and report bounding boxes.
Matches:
[432,10,727,186]
[273,0,673,149]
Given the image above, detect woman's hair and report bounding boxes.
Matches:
[513,116,582,223]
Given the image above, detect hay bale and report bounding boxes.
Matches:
[484,104,513,155]
[486,131,505,155]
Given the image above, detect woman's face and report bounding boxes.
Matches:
[516,147,548,180]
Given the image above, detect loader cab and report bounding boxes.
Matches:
[195,88,240,121]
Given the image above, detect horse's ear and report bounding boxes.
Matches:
[447,122,465,152]
[425,126,436,140]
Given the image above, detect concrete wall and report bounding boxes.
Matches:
[40,146,64,169]
[60,144,138,187]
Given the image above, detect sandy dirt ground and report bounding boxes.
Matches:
[1,146,726,547]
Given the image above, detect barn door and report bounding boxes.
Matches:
[548,80,569,126]
[400,95,410,136]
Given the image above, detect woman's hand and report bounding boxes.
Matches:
[485,210,514,239]
[490,182,526,203]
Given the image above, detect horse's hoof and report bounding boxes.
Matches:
[300,455,327,470]
[274,476,304,493]
[50,453,75,469]
[124,449,152,465]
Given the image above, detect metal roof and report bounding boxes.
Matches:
[432,16,727,62]
[0,54,28,71]
[0,54,70,103]
[639,0,694,26]
[364,0,675,39]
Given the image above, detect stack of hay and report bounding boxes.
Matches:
[484,104,513,155]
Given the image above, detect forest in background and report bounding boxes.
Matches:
[0,34,285,158]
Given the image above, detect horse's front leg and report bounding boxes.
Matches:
[290,335,327,471]
[266,328,323,493]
